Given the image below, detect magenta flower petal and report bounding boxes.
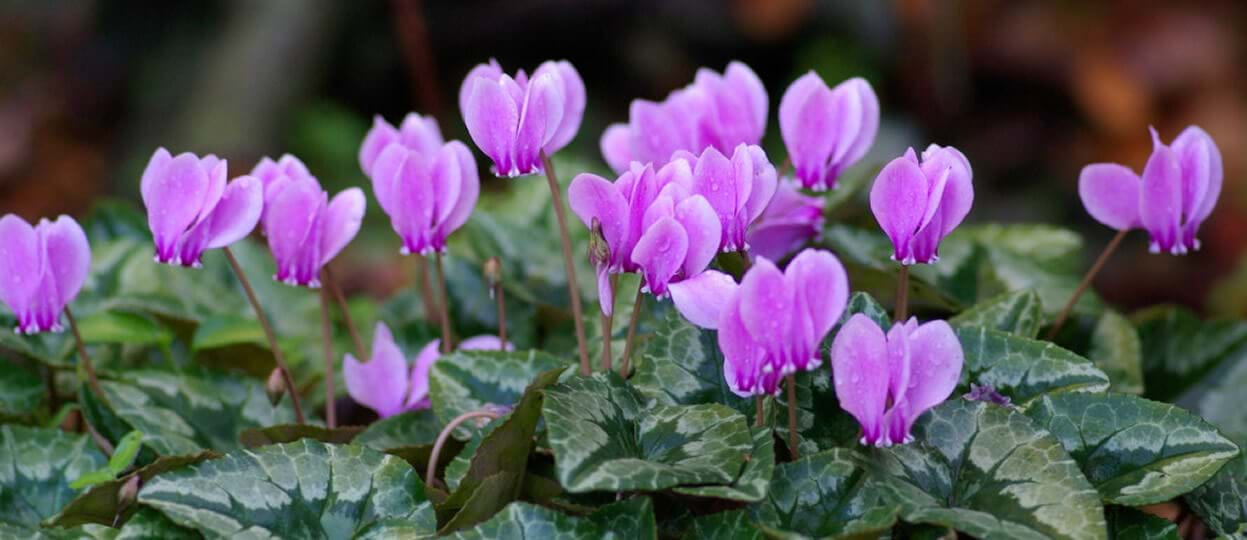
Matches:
[535,60,586,151]
[0,215,41,327]
[631,217,689,298]
[0,215,88,334]
[514,72,564,174]
[831,314,890,445]
[369,145,408,218]
[194,157,228,227]
[839,78,881,168]
[600,123,633,174]
[142,151,210,264]
[319,187,365,265]
[465,76,519,176]
[718,295,766,397]
[359,116,400,177]
[737,145,778,235]
[631,99,685,169]
[344,322,411,418]
[405,340,440,410]
[786,249,848,367]
[869,157,928,264]
[1171,125,1222,249]
[890,320,962,441]
[398,113,445,156]
[673,195,721,278]
[568,173,629,259]
[669,270,737,330]
[738,257,794,369]
[780,74,880,190]
[177,175,263,267]
[265,178,326,287]
[1078,163,1141,231]
[921,145,974,238]
[723,61,768,142]
[458,58,504,114]
[1140,138,1184,254]
[746,178,824,261]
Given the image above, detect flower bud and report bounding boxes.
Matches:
[265,368,287,406]
[587,218,611,269]
[483,257,503,290]
[115,474,142,526]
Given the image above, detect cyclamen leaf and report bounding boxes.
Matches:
[631,309,753,418]
[1185,448,1247,537]
[0,426,107,535]
[444,497,657,540]
[1025,392,1238,505]
[46,450,219,529]
[674,426,774,502]
[138,440,435,538]
[1105,506,1179,540]
[749,448,898,539]
[0,361,44,421]
[949,289,1044,338]
[74,311,173,347]
[429,349,569,439]
[1086,310,1144,394]
[70,431,144,489]
[1134,305,1247,403]
[542,372,752,493]
[238,424,364,448]
[867,399,1107,540]
[354,409,443,451]
[957,326,1109,406]
[683,510,762,540]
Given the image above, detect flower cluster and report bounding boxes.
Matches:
[0,215,90,334]
[1080,126,1222,254]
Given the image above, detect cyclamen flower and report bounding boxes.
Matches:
[366,122,480,255]
[831,315,962,447]
[746,178,825,261]
[0,215,89,334]
[669,144,777,253]
[262,169,365,287]
[1079,126,1222,254]
[869,145,974,265]
[780,73,879,191]
[568,161,720,313]
[669,249,849,396]
[358,113,443,177]
[600,61,767,173]
[343,322,510,417]
[140,148,263,267]
[460,58,585,177]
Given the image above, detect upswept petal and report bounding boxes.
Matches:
[869,157,928,263]
[786,249,848,350]
[824,82,864,168]
[514,72,564,173]
[200,175,263,250]
[369,145,408,216]
[359,116,399,176]
[600,123,633,174]
[39,216,90,308]
[535,60,585,151]
[429,145,464,225]
[1139,141,1184,253]
[1078,163,1141,230]
[194,157,228,227]
[1172,125,1222,224]
[738,257,794,365]
[398,112,445,156]
[831,314,890,445]
[145,153,210,262]
[838,78,880,167]
[319,188,365,264]
[631,217,689,297]
[739,144,777,227]
[458,59,504,115]
[923,146,974,237]
[465,77,519,176]
[139,147,173,207]
[780,73,837,188]
[670,270,738,330]
[343,322,410,418]
[723,61,767,140]
[673,195,721,278]
[893,320,962,438]
[0,215,41,318]
[718,296,765,397]
[690,146,737,248]
[438,141,480,240]
[406,340,440,410]
[568,173,628,255]
[265,179,323,283]
[630,100,684,170]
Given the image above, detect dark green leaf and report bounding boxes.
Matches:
[1025,392,1238,505]
[445,497,657,540]
[238,424,364,448]
[683,510,762,540]
[0,360,45,420]
[46,451,219,529]
[354,409,443,450]
[750,448,897,539]
[1185,448,1247,537]
[631,310,752,418]
[138,440,435,538]
[70,431,145,489]
[74,311,172,347]
[1135,306,1247,402]
[675,426,774,502]
[429,349,568,439]
[867,399,1107,539]
[0,426,107,534]
[957,326,1109,406]
[1105,506,1179,540]
[542,372,752,493]
[1086,311,1144,394]
[949,290,1044,338]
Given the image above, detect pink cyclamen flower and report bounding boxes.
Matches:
[869,144,974,265]
[366,123,480,256]
[780,73,879,191]
[831,315,962,447]
[1079,126,1222,254]
[358,113,444,177]
[460,58,585,177]
[669,249,849,396]
[746,178,825,261]
[568,161,720,313]
[140,148,263,267]
[0,215,89,334]
[262,165,365,287]
[343,322,511,417]
[670,144,777,253]
[600,61,767,173]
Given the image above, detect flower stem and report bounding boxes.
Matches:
[541,151,590,375]
[222,247,304,424]
[894,265,910,322]
[82,413,114,456]
[494,280,507,346]
[1046,229,1129,340]
[63,306,106,406]
[432,251,454,354]
[319,284,336,428]
[426,409,502,488]
[754,395,765,428]
[322,265,366,360]
[620,283,645,378]
[786,374,799,459]
[415,256,440,323]
[601,275,618,373]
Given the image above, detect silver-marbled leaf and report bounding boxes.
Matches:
[957,327,1109,406]
[675,426,774,502]
[445,497,656,540]
[749,448,897,539]
[1086,310,1144,394]
[0,426,107,537]
[949,289,1044,338]
[429,349,568,439]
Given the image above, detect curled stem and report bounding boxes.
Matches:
[433,251,454,353]
[322,265,366,360]
[1046,229,1129,341]
[222,247,304,424]
[425,409,502,488]
[620,284,645,378]
[786,374,799,459]
[894,265,910,322]
[541,151,590,375]
[63,306,106,405]
[319,284,336,428]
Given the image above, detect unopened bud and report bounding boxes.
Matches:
[116,474,141,519]
[483,257,503,294]
[588,218,611,267]
[265,368,287,406]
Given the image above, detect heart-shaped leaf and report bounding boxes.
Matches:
[0,426,107,536]
[867,399,1107,540]
[674,426,774,502]
[1025,392,1238,505]
[1185,448,1247,537]
[46,450,219,528]
[0,361,44,421]
[1086,310,1144,394]
[429,349,568,439]
[238,424,364,448]
[749,448,897,538]
[631,309,752,418]
[683,510,762,540]
[1135,306,1247,402]
[444,497,657,540]
[950,289,1044,338]
[957,326,1109,406]
[543,372,752,493]
[138,440,435,538]
[354,409,443,451]
[1105,506,1179,540]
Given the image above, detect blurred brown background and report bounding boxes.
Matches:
[1,0,1243,315]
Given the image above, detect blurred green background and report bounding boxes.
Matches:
[1,0,1244,315]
